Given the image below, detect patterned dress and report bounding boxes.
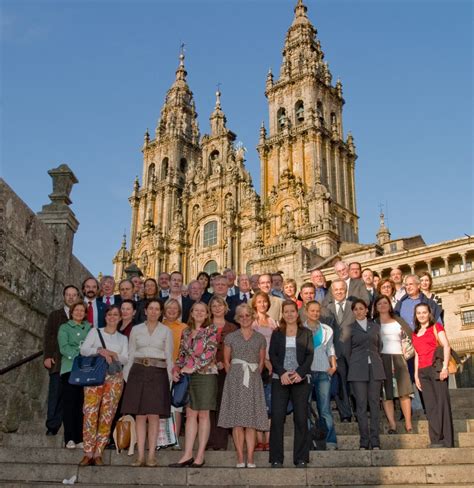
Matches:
[218,330,269,431]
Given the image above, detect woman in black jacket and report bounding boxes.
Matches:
[344,299,386,450]
[269,300,314,468]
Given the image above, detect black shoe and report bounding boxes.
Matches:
[46,430,58,436]
[190,460,205,468]
[168,458,194,468]
[295,460,308,468]
[387,429,397,435]
[271,462,283,468]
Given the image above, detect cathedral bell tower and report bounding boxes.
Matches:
[257,0,359,265]
[125,50,201,277]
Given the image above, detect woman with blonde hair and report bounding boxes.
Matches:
[219,303,268,467]
[170,302,218,467]
[283,278,303,308]
[251,290,278,450]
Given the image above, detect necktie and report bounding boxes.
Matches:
[337,302,344,323]
[87,301,94,325]
[242,294,247,303]
[105,296,111,306]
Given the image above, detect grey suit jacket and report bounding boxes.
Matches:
[323,278,370,307]
[344,320,386,382]
[321,299,355,357]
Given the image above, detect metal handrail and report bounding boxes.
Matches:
[0,350,43,375]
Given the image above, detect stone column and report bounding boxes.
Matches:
[443,256,450,275]
[410,264,415,274]
[37,164,79,288]
[461,253,467,271]
[426,260,432,274]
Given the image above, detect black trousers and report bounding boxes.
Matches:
[350,365,382,448]
[418,366,454,447]
[335,356,353,421]
[270,378,311,465]
[61,373,84,444]
[45,372,63,433]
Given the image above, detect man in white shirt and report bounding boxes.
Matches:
[228,274,253,308]
[158,272,171,299]
[324,260,369,306]
[99,275,120,306]
[390,267,406,302]
[224,268,239,297]
[258,274,282,321]
[131,276,144,301]
[169,271,193,322]
[361,268,376,317]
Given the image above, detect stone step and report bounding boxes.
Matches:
[2,431,474,450]
[0,446,472,468]
[0,462,472,485]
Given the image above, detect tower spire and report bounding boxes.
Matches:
[210,84,227,136]
[293,0,309,24]
[377,207,391,246]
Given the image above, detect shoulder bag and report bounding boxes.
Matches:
[171,373,190,408]
[432,326,459,374]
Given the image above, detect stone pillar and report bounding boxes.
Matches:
[461,253,467,271]
[410,264,415,274]
[426,260,432,274]
[443,256,450,275]
[37,164,79,286]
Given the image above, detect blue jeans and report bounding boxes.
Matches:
[311,372,337,445]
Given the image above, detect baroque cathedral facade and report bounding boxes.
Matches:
[113,0,359,281]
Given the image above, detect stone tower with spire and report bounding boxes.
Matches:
[252,0,359,275]
[114,1,360,281]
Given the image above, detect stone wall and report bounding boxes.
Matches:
[0,167,90,432]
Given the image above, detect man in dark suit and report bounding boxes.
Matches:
[224,268,239,297]
[227,274,253,310]
[43,285,80,435]
[321,279,355,422]
[324,261,370,306]
[158,272,171,300]
[361,268,377,319]
[169,271,193,323]
[82,277,106,328]
[99,275,121,307]
[212,274,238,323]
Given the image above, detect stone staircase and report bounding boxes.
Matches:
[0,389,472,487]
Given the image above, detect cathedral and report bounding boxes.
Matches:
[113,0,359,281]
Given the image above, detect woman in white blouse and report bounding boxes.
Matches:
[121,299,173,467]
[79,306,128,466]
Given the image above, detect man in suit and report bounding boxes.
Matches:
[310,269,328,304]
[131,275,144,301]
[258,273,283,321]
[298,282,316,323]
[168,271,193,323]
[361,268,376,318]
[99,275,121,306]
[250,274,260,294]
[82,277,106,328]
[224,268,239,297]
[321,279,355,422]
[271,272,285,299]
[227,274,253,310]
[324,260,370,306]
[212,274,238,323]
[348,262,362,280]
[158,272,171,299]
[118,279,135,301]
[188,280,204,302]
[390,267,406,303]
[43,285,80,435]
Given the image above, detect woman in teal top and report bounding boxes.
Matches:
[58,301,91,449]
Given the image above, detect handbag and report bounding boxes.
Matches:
[157,413,178,448]
[432,326,459,374]
[401,331,415,360]
[97,329,123,375]
[171,374,190,408]
[115,416,131,451]
[68,354,107,386]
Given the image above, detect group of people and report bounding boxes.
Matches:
[43,262,454,468]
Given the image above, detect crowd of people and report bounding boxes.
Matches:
[43,262,455,468]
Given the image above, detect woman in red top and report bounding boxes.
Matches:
[412,303,453,448]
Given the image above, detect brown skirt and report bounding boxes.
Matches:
[121,363,170,416]
[382,353,413,400]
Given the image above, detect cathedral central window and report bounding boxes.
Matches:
[203,221,218,247]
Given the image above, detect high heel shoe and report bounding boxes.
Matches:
[190,460,205,468]
[132,458,145,467]
[168,458,194,468]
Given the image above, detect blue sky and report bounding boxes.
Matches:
[1,0,472,276]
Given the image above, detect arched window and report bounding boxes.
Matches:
[161,157,169,180]
[317,101,324,125]
[209,150,220,163]
[204,260,218,275]
[147,163,155,187]
[203,221,218,247]
[277,107,286,131]
[295,100,304,124]
[180,158,187,173]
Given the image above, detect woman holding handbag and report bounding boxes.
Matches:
[121,299,174,467]
[57,301,91,449]
[412,303,454,448]
[170,302,218,468]
[79,305,128,466]
[269,300,314,468]
[374,296,413,434]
